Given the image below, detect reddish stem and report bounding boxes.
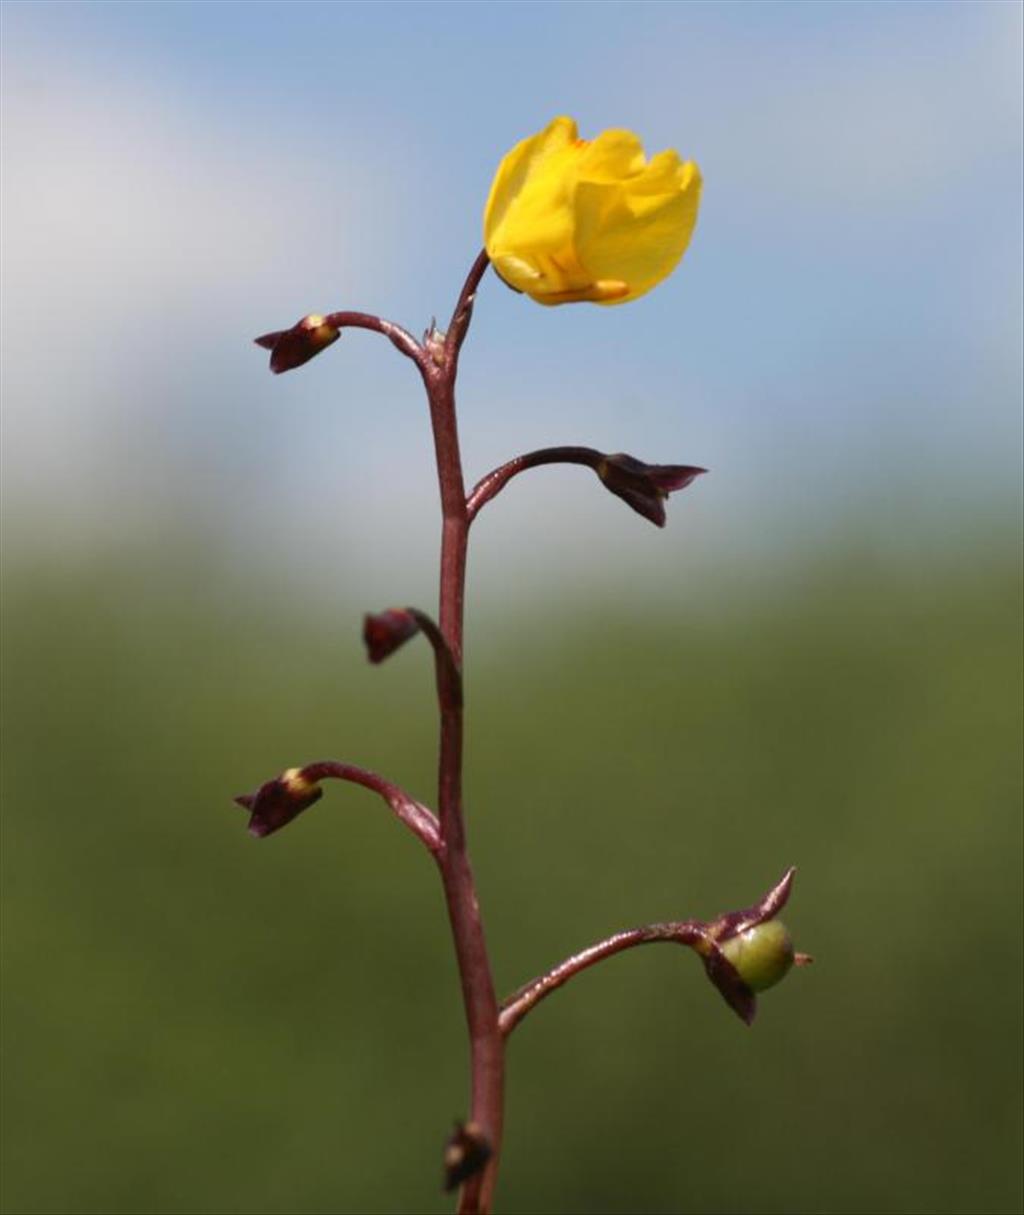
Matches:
[466,447,603,522]
[424,253,505,1214]
[445,248,492,366]
[299,760,441,854]
[499,922,708,1037]
[404,607,463,711]
[322,310,425,366]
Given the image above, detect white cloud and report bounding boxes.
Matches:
[0,35,408,544]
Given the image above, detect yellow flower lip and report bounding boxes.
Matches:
[535,279,629,306]
[484,116,702,307]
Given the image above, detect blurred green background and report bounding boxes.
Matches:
[2,1,1022,1212]
[3,533,1021,1214]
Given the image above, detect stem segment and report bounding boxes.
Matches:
[424,254,504,1214]
[322,310,425,365]
[466,446,603,522]
[300,760,441,854]
[499,923,707,1037]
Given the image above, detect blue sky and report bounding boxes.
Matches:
[2,0,1021,603]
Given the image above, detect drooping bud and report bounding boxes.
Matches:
[234,767,323,837]
[362,609,421,664]
[596,453,705,527]
[254,314,340,374]
[442,1120,492,1192]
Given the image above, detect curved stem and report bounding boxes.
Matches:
[426,254,504,1214]
[322,310,426,367]
[466,446,603,522]
[445,249,491,367]
[405,607,463,712]
[500,922,708,1037]
[299,760,441,855]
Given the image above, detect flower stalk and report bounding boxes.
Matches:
[248,254,510,1212]
[235,760,440,852]
[467,446,705,527]
[241,115,810,1215]
[500,868,811,1035]
[422,253,505,1214]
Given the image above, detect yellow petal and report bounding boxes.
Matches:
[483,116,577,249]
[485,123,588,298]
[531,279,630,306]
[574,159,702,304]
[490,253,543,297]
[576,128,646,184]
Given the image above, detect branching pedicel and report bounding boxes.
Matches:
[237,116,811,1214]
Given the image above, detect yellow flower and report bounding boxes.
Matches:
[483,116,702,306]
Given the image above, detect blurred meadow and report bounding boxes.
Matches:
[2,2,1022,1214]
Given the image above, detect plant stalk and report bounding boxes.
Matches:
[423,254,504,1214]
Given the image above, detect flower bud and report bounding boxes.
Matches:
[363,609,420,664]
[719,920,795,993]
[254,314,340,374]
[442,1120,492,1192]
[234,767,323,838]
[597,453,705,527]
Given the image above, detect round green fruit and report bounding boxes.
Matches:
[720,920,795,992]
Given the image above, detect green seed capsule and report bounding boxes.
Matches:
[720,920,795,992]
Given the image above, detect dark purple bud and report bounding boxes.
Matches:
[596,453,705,527]
[442,1120,492,1192]
[363,609,420,664]
[254,314,340,374]
[234,768,323,838]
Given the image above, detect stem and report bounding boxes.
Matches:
[445,248,492,367]
[404,608,463,712]
[299,760,441,854]
[499,922,707,1037]
[426,254,504,1214]
[322,311,426,367]
[466,446,603,523]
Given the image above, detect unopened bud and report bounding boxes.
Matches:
[363,609,420,664]
[234,767,323,837]
[597,453,705,528]
[254,314,340,374]
[442,1120,492,1192]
